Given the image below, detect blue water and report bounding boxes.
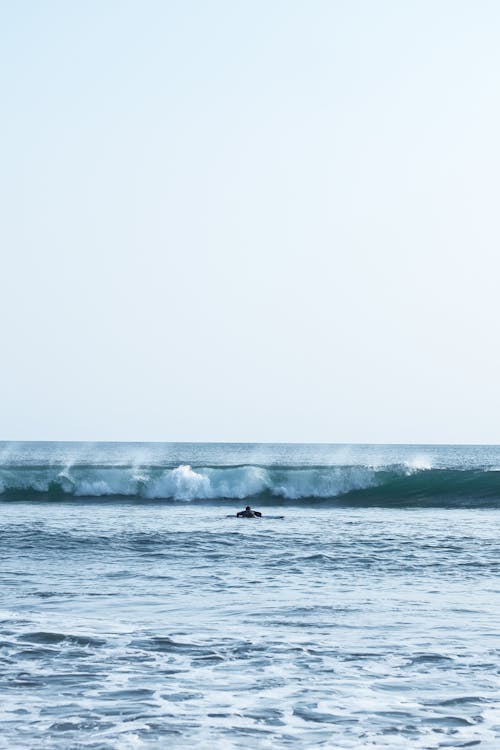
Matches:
[2,443,500,748]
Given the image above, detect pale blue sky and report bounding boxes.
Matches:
[1,1,500,443]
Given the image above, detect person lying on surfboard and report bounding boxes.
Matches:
[236,505,262,518]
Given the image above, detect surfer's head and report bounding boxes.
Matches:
[245,506,251,511]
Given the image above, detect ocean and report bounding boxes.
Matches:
[1,442,500,749]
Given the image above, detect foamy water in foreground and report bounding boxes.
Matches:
[2,443,500,748]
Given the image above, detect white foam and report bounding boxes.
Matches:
[270,466,378,499]
[404,455,433,474]
[0,463,386,500]
[144,465,212,500]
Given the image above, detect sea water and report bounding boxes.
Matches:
[1,442,500,749]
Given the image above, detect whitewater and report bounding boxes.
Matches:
[2,441,500,504]
[2,442,500,749]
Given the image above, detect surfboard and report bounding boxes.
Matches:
[226,515,285,519]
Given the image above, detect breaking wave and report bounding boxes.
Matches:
[2,462,500,505]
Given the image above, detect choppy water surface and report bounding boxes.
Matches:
[1,443,500,748]
[2,505,500,748]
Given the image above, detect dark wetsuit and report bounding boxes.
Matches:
[236,509,262,518]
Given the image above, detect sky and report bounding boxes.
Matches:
[1,0,500,444]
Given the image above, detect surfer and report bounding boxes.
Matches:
[236,505,262,518]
